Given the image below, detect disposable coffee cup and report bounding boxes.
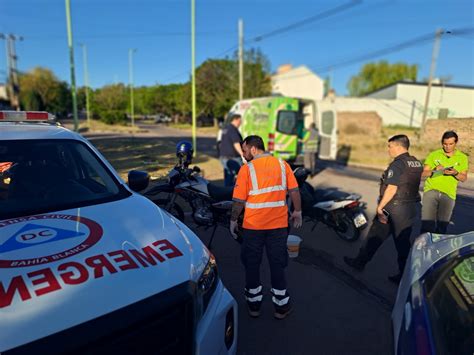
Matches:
[287,235,302,258]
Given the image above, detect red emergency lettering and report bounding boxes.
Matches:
[0,276,31,308]
[85,254,118,278]
[27,268,62,297]
[129,246,165,267]
[153,240,183,259]
[58,262,89,285]
[108,250,140,271]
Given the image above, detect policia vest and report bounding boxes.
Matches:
[379,153,423,203]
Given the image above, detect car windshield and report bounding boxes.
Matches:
[424,254,474,355]
[0,139,130,220]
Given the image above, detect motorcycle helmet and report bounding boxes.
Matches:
[176,140,194,166]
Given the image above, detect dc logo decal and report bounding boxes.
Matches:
[0,214,103,268]
[0,223,85,253]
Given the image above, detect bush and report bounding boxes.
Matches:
[99,110,128,125]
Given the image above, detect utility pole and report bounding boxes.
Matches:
[1,34,23,110]
[65,0,79,131]
[80,44,91,127]
[421,28,443,132]
[191,0,197,155]
[129,48,137,128]
[238,19,244,101]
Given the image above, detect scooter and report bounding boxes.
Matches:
[294,168,368,241]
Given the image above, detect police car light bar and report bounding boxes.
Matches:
[0,111,55,122]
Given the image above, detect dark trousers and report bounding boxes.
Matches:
[241,228,289,291]
[358,201,419,273]
[219,157,242,186]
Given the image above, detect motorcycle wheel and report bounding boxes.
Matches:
[153,199,185,222]
[333,212,360,242]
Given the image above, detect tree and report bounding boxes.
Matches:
[194,48,272,118]
[19,67,71,116]
[347,61,418,97]
[92,84,128,124]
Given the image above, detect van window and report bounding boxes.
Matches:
[277,111,298,135]
[321,111,335,135]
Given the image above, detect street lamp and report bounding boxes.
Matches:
[79,43,91,127]
[128,48,137,128]
[65,0,79,131]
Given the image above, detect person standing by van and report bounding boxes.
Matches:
[230,135,302,319]
[421,131,469,234]
[302,123,319,176]
[219,114,244,186]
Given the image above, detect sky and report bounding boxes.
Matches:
[0,0,473,96]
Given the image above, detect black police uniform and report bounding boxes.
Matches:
[348,152,423,275]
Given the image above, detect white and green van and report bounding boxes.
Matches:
[226,96,337,162]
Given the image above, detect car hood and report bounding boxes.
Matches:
[0,194,210,352]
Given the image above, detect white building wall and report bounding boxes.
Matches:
[272,66,324,102]
[396,84,474,121]
[319,97,426,127]
[366,85,397,99]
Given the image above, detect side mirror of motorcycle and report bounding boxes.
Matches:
[127,170,150,192]
[193,166,201,173]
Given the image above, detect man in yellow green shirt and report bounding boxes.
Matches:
[421,131,469,234]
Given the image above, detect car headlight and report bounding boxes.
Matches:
[198,253,218,315]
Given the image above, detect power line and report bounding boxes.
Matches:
[160,1,363,84]
[270,27,474,83]
[313,27,474,73]
[248,0,362,43]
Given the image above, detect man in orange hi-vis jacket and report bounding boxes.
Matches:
[230,135,302,320]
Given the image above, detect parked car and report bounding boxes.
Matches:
[154,113,172,124]
[392,231,474,355]
[0,111,238,354]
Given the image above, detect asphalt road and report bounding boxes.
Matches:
[84,123,474,355]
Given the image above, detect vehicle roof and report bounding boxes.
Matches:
[0,122,85,141]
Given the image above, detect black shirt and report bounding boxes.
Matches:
[380,152,423,202]
[219,124,242,158]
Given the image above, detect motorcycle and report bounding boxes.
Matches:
[142,161,241,248]
[294,168,368,241]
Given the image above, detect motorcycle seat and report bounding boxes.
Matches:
[208,183,234,202]
[313,188,351,202]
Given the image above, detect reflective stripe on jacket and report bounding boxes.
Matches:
[233,154,298,230]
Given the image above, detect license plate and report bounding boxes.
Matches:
[353,213,367,228]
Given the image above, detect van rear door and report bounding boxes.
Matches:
[274,110,298,161]
[317,108,338,160]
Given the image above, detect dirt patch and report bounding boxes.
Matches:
[338,112,382,136]
[89,136,224,182]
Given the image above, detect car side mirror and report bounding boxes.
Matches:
[128,170,150,192]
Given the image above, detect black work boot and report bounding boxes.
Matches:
[343,256,366,271]
[274,302,292,320]
[272,288,291,320]
[246,301,262,317]
[245,286,263,318]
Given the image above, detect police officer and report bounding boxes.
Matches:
[229,135,302,319]
[219,114,244,186]
[344,135,423,283]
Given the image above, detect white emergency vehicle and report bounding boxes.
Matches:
[0,111,237,354]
